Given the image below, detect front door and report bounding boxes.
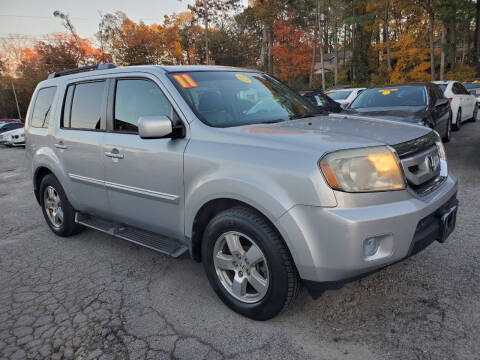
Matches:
[103,76,188,239]
[55,80,110,218]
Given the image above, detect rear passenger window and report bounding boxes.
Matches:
[31,87,57,128]
[65,81,105,130]
[114,79,174,133]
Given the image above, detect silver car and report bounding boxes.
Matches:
[25,64,458,320]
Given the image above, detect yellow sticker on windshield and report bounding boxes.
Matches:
[379,88,398,95]
[235,74,252,83]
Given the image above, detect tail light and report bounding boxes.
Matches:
[448,98,453,103]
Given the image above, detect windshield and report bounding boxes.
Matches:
[437,84,447,92]
[328,90,352,100]
[464,82,480,89]
[350,86,427,109]
[168,71,318,127]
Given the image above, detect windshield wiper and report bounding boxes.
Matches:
[290,113,322,120]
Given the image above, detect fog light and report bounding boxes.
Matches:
[364,237,380,258]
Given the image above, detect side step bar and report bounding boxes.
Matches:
[75,212,188,258]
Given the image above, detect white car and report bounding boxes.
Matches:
[433,81,477,130]
[327,88,366,108]
[0,127,25,146]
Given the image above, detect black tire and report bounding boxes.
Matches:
[453,108,462,131]
[442,114,451,143]
[39,174,83,237]
[471,106,477,122]
[202,206,300,320]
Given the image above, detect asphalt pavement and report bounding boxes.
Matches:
[0,121,479,360]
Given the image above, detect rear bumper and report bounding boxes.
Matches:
[275,173,458,283]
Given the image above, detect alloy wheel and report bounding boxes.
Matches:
[213,231,269,304]
[43,186,63,228]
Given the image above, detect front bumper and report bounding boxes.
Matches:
[275,173,458,283]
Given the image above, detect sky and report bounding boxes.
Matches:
[0,0,248,41]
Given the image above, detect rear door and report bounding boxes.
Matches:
[54,80,110,218]
[102,74,188,239]
[458,83,475,118]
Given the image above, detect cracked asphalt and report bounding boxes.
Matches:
[1,120,480,360]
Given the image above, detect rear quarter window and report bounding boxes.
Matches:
[30,87,57,128]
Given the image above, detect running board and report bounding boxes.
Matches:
[75,212,188,258]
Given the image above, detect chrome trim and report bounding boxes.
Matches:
[68,173,105,186]
[68,173,179,202]
[104,181,180,202]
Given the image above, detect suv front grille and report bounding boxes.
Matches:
[392,132,445,196]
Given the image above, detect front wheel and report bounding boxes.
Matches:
[442,115,451,143]
[453,108,462,131]
[202,206,300,320]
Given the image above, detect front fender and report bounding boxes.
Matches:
[184,178,289,239]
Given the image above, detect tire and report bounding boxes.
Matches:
[471,106,477,122]
[202,206,300,320]
[453,108,462,131]
[442,114,451,143]
[39,174,83,237]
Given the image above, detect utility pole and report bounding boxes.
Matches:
[11,82,22,121]
[319,7,326,91]
[204,0,210,64]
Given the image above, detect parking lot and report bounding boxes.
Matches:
[0,121,479,360]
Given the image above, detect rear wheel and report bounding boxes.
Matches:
[40,174,83,237]
[202,206,300,320]
[453,108,462,131]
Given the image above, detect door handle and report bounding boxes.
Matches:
[54,141,68,150]
[105,149,124,159]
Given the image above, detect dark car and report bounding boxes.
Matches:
[300,90,343,113]
[0,121,23,134]
[344,83,452,142]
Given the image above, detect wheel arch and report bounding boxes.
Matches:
[189,197,291,264]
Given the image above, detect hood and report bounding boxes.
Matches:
[343,106,427,123]
[216,114,432,155]
[3,128,24,136]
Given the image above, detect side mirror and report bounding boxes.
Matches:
[435,98,448,107]
[469,90,477,96]
[138,115,173,139]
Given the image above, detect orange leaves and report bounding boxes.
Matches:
[272,20,312,83]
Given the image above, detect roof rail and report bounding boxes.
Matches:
[47,63,116,79]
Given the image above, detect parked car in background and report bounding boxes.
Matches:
[26,64,458,320]
[463,79,480,108]
[327,87,365,108]
[433,81,477,130]
[0,127,25,146]
[299,89,343,113]
[0,121,23,134]
[344,83,452,142]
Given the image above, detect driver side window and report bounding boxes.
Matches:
[114,79,176,133]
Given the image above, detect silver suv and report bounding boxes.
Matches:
[25,64,458,320]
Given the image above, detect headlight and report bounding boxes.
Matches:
[319,146,405,192]
[434,136,447,162]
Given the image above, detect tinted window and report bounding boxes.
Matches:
[31,87,57,128]
[437,84,447,92]
[350,86,427,108]
[70,81,105,130]
[328,90,352,100]
[114,79,173,132]
[459,84,469,95]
